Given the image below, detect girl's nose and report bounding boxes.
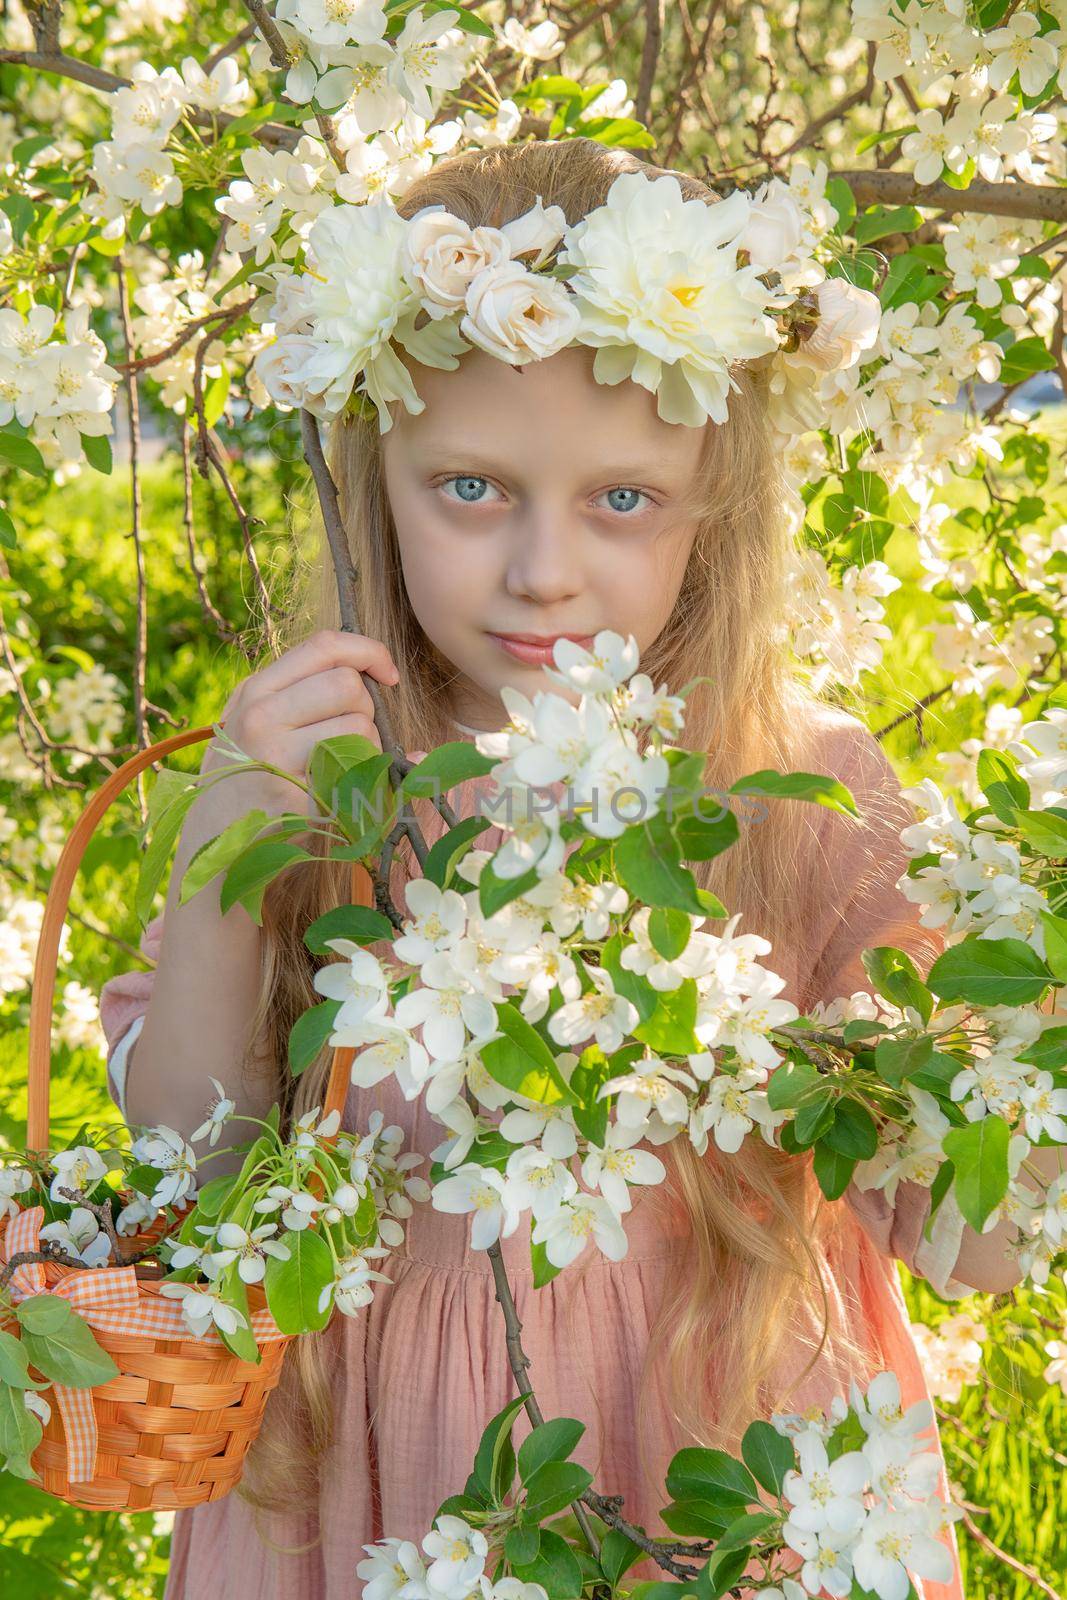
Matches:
[503,511,584,604]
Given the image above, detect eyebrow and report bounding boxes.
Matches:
[417,445,681,481]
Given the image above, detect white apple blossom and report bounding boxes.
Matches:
[531,1190,628,1267]
[39,1205,113,1268]
[548,964,639,1053]
[432,1163,520,1250]
[158,1281,250,1340]
[209,1220,291,1284]
[581,1122,666,1213]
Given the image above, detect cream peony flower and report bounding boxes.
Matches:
[254,200,468,428]
[460,261,581,365]
[557,172,782,427]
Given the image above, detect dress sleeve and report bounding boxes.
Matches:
[796,713,970,1299]
[98,913,165,1119]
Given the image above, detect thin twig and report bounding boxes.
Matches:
[55,1185,122,1259]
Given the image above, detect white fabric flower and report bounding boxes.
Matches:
[402,208,511,317]
[460,261,581,365]
[557,173,782,427]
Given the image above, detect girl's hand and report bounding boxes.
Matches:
[200,629,401,823]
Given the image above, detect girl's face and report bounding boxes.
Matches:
[380,344,707,730]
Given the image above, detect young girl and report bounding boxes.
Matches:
[99,139,1006,1600]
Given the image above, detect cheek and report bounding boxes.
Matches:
[393,510,489,635]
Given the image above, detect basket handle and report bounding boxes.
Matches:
[27,724,373,1152]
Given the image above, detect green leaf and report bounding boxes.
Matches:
[505,1524,541,1566]
[659,1499,731,1538]
[599,1527,644,1587]
[512,1528,583,1600]
[79,432,113,474]
[648,907,693,960]
[928,936,1051,1007]
[518,1418,585,1482]
[633,978,700,1055]
[0,1381,42,1475]
[14,1295,73,1335]
[263,1228,333,1334]
[215,1273,261,1363]
[304,903,394,952]
[0,1331,46,1391]
[180,809,273,903]
[741,1419,794,1496]
[665,1448,757,1510]
[853,203,924,245]
[136,781,201,923]
[1040,912,1067,984]
[874,1033,934,1088]
[813,1140,858,1200]
[614,812,716,917]
[998,335,1056,387]
[729,768,858,816]
[522,1459,593,1519]
[793,1088,837,1147]
[712,1509,778,1551]
[977,749,1030,821]
[471,1394,527,1501]
[674,806,739,862]
[1010,806,1067,858]
[943,1116,1011,1232]
[480,1002,577,1106]
[202,367,230,428]
[192,1173,239,1219]
[767,1058,820,1111]
[20,1314,118,1388]
[0,504,16,549]
[288,999,341,1078]
[219,838,312,921]
[400,740,496,798]
[423,815,493,889]
[703,1543,754,1599]
[478,853,541,917]
[822,1099,878,1159]
[0,429,48,478]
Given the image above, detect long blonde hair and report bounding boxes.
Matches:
[234,138,937,1540]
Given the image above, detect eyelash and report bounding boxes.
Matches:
[436,474,659,517]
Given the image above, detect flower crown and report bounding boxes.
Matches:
[254,168,881,434]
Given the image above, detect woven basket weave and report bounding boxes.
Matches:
[3,724,372,1511]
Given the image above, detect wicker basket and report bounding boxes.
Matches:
[2,724,373,1511]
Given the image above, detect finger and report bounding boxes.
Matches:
[292,714,384,769]
[253,630,400,697]
[276,666,378,733]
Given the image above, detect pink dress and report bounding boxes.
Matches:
[99,709,967,1600]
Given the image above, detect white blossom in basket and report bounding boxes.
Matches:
[158,1282,249,1339]
[208,1221,291,1285]
[39,1206,113,1268]
[48,1144,110,1204]
[0,1165,34,1221]
[190,1076,236,1146]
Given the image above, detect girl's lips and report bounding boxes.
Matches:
[488,633,594,666]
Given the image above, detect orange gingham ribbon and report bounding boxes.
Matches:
[1,1205,288,1482]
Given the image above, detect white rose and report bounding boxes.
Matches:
[253,332,317,412]
[790,279,881,373]
[459,262,581,365]
[739,180,807,271]
[499,196,568,268]
[403,208,511,317]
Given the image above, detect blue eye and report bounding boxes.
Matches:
[440,475,499,504]
[601,487,649,514]
[438,476,654,514]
